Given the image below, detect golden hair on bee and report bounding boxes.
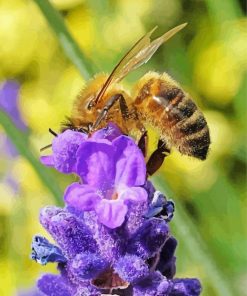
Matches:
[63,23,210,175]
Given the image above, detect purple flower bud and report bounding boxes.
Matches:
[169,278,202,296]
[37,274,73,296]
[133,271,170,296]
[39,206,97,257]
[114,255,149,283]
[128,218,169,259]
[69,252,109,280]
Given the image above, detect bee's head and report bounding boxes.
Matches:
[61,118,92,134]
[76,73,109,112]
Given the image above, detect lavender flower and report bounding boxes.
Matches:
[0,80,27,193]
[32,124,202,295]
[0,80,27,131]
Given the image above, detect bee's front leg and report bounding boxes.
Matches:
[92,94,129,130]
[147,139,170,176]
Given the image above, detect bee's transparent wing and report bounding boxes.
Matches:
[94,23,187,105]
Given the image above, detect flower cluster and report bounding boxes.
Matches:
[32,124,202,296]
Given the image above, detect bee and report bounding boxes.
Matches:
[63,23,210,175]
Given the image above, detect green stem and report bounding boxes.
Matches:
[0,110,63,204]
[33,0,94,79]
[152,175,237,296]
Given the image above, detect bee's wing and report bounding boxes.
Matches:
[95,23,187,105]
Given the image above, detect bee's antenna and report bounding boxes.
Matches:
[39,128,57,152]
[49,128,58,137]
[40,144,52,152]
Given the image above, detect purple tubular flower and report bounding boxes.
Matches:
[69,252,109,280]
[40,130,87,173]
[169,279,202,296]
[65,135,147,229]
[40,122,121,174]
[133,271,170,296]
[37,274,73,296]
[39,206,97,258]
[114,255,149,283]
[32,125,202,296]
[128,218,169,259]
[156,236,177,279]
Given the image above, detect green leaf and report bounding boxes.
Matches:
[0,110,63,205]
[152,175,238,296]
[33,0,94,79]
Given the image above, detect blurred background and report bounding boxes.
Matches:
[0,0,246,295]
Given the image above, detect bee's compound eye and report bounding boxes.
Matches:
[86,97,95,110]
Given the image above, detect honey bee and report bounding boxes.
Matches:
[63,23,210,175]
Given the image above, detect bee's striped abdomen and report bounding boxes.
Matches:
[134,72,210,160]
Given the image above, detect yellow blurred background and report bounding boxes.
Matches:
[0,0,246,295]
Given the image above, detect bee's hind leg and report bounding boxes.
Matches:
[138,130,148,157]
[147,139,170,176]
[92,94,129,130]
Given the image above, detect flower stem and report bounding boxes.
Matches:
[0,110,63,204]
[33,0,94,79]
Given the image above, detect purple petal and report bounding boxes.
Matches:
[144,191,175,222]
[144,180,156,203]
[39,206,97,257]
[95,199,128,229]
[169,278,202,296]
[124,201,148,235]
[113,136,146,187]
[64,183,100,211]
[31,235,66,265]
[52,130,86,173]
[83,211,127,261]
[37,274,73,296]
[76,140,115,190]
[69,252,109,280]
[40,156,54,167]
[133,271,170,296]
[114,255,149,283]
[118,185,147,204]
[128,218,169,259]
[91,122,122,141]
[75,286,101,296]
[156,236,177,279]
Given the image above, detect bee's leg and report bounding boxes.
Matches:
[147,139,170,176]
[92,94,129,130]
[138,130,148,157]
